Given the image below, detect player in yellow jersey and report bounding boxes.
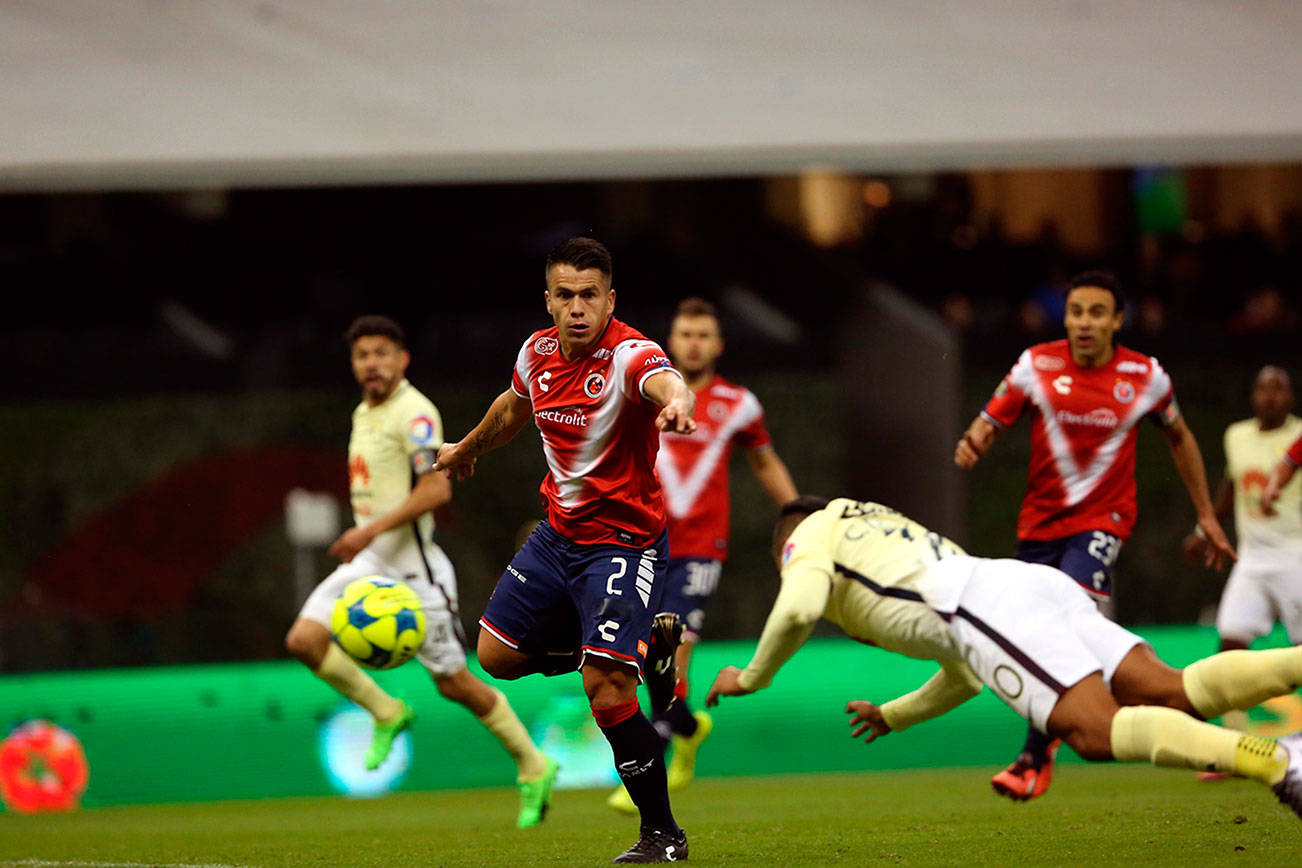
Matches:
[284,315,558,828]
[706,496,1302,821]
[1186,367,1302,654]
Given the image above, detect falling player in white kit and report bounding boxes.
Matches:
[284,315,558,828]
[705,496,1302,823]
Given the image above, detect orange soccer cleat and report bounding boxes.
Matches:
[990,738,1062,802]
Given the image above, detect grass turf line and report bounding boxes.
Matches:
[0,764,1294,867]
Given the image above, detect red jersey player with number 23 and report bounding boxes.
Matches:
[955,270,1234,803]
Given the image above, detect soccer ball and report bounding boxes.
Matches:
[331,576,426,670]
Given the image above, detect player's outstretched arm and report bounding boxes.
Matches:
[746,447,799,506]
[644,370,696,434]
[1260,458,1297,516]
[1161,415,1236,569]
[954,416,998,469]
[329,471,450,563]
[434,389,531,480]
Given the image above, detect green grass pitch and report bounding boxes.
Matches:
[2,765,1295,867]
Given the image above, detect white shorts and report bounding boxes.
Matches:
[945,558,1145,732]
[1216,558,1302,645]
[299,545,467,677]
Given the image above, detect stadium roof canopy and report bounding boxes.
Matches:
[3,0,1302,191]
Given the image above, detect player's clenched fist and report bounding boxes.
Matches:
[845,700,892,744]
[954,417,996,469]
[433,441,477,481]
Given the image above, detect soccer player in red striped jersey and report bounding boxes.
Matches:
[954,270,1235,801]
[607,298,797,814]
[436,237,695,863]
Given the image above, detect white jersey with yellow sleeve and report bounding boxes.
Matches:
[298,378,467,677]
[348,379,445,572]
[1224,415,1302,564]
[736,499,980,726]
[1215,415,1302,645]
[736,498,1146,734]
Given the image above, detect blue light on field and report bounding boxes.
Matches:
[318,705,411,797]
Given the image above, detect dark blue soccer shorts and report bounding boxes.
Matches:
[1015,529,1123,599]
[659,557,723,642]
[478,521,669,675]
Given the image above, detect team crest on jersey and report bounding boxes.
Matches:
[534,336,559,355]
[584,371,606,398]
[1034,355,1067,372]
[1113,380,1136,404]
[408,415,437,444]
[708,401,730,422]
[781,541,795,566]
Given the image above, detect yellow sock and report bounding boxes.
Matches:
[314,644,404,722]
[1182,647,1302,719]
[1110,706,1287,785]
[478,687,547,781]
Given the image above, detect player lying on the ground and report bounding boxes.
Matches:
[705,496,1302,820]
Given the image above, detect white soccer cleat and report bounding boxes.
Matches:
[1271,732,1302,820]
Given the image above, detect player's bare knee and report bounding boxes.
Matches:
[285,624,325,667]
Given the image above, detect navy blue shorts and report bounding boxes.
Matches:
[659,557,723,642]
[1015,530,1123,598]
[479,521,669,675]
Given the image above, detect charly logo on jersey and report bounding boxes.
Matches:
[534,336,559,355]
[1116,360,1148,374]
[1034,355,1067,372]
[781,541,796,566]
[584,371,606,398]
[1113,379,1136,403]
[407,415,437,444]
[1056,407,1119,428]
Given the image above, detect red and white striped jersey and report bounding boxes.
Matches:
[657,375,773,560]
[982,339,1178,542]
[511,317,679,547]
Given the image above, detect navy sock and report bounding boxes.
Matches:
[595,700,679,834]
[1021,725,1054,764]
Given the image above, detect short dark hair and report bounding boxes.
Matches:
[345,315,405,348]
[772,495,832,561]
[1065,270,1125,313]
[674,297,717,319]
[780,495,832,519]
[545,236,612,279]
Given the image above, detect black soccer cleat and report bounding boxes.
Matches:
[645,612,683,715]
[612,827,689,863]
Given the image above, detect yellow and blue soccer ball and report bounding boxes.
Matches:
[330,576,426,670]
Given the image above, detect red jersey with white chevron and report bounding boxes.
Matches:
[657,375,773,560]
[511,317,679,547]
[982,339,1178,542]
